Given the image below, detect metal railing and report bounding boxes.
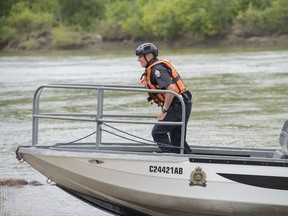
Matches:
[32,84,187,154]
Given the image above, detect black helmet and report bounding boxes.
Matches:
[135,43,158,57]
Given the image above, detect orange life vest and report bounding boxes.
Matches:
[140,59,187,105]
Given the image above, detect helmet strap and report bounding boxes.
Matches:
[144,54,156,68]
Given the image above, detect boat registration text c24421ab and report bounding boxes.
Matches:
[149,165,183,174]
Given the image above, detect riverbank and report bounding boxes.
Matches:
[2,33,288,54]
[104,35,288,51]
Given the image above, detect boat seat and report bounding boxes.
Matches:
[273,120,288,159]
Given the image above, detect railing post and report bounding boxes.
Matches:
[95,89,104,149]
[179,97,186,154]
[32,87,43,146]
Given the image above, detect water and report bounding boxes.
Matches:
[0,49,288,215]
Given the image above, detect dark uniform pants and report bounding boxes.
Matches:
[152,98,193,154]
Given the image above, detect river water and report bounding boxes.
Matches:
[0,48,288,215]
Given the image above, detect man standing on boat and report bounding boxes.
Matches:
[135,42,193,154]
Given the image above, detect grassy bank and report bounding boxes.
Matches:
[1,36,288,57]
[1,0,288,52]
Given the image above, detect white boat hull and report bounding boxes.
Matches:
[18,147,288,216]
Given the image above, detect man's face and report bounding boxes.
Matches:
[137,55,146,68]
[137,53,153,68]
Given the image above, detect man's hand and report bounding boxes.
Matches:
[158,110,167,120]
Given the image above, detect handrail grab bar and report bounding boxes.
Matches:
[32,84,186,154]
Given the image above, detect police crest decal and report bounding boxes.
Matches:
[154,70,161,78]
[189,166,207,187]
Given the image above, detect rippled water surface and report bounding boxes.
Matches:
[0,48,288,215]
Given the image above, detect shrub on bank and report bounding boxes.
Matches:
[99,0,139,41]
[8,3,53,35]
[235,0,288,36]
[51,26,82,49]
[262,0,288,34]
[1,2,53,49]
[0,19,15,48]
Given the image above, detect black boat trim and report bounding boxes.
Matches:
[57,185,151,216]
[189,158,288,167]
[217,173,288,190]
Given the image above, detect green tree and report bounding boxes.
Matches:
[178,0,237,40]
[51,25,82,48]
[8,2,53,35]
[120,0,143,40]
[100,0,132,40]
[58,0,105,31]
[235,0,288,36]
[261,0,288,33]
[234,0,273,12]
[140,0,183,40]
[0,0,18,17]
[29,0,59,13]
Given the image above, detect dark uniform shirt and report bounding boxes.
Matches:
[150,63,173,89]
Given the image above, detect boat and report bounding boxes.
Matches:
[16,84,288,216]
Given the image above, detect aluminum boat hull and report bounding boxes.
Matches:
[18,146,288,216]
